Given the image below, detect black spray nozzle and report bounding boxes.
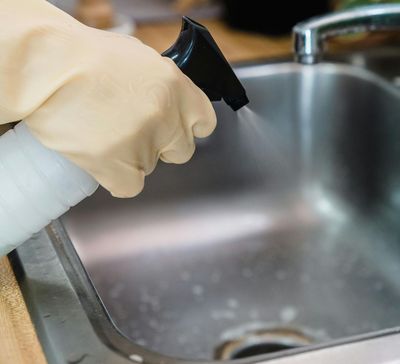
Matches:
[162,17,249,111]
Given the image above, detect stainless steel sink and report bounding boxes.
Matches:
[328,47,400,85]
[60,61,400,361]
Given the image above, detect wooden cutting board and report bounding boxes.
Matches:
[0,257,46,364]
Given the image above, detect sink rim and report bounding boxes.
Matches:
[234,61,400,97]
[233,45,400,85]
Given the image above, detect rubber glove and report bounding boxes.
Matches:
[0,0,216,197]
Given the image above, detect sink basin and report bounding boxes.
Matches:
[62,62,400,361]
[328,47,400,85]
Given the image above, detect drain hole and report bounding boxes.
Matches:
[231,342,299,359]
[215,326,313,360]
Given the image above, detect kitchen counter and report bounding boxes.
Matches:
[134,19,292,63]
[0,257,46,364]
[0,19,291,363]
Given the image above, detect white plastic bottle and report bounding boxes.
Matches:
[0,122,99,256]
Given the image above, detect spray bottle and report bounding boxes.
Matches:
[0,17,249,255]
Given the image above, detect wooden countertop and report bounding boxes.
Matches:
[134,19,292,63]
[0,19,291,363]
[0,258,47,364]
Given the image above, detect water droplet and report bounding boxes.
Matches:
[242,267,253,278]
[181,271,191,282]
[136,339,147,346]
[129,354,144,363]
[192,284,204,296]
[300,273,311,283]
[178,336,188,345]
[227,298,239,309]
[275,270,287,280]
[139,304,148,313]
[211,271,221,284]
[109,282,125,299]
[373,281,384,291]
[280,306,298,323]
[211,310,236,320]
[249,309,259,319]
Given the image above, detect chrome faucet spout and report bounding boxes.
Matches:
[293,4,400,64]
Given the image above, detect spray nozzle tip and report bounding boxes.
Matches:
[162,17,249,112]
[225,94,250,111]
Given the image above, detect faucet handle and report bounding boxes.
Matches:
[293,4,400,64]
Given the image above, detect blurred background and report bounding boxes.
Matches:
[48,0,400,63]
[50,0,400,30]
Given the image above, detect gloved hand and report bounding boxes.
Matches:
[0,0,216,197]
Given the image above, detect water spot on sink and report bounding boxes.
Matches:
[313,328,329,340]
[249,309,260,320]
[109,282,125,299]
[357,266,372,278]
[148,319,159,330]
[136,339,147,346]
[180,271,191,282]
[334,279,345,289]
[210,271,221,284]
[275,270,287,281]
[300,273,311,284]
[242,267,253,278]
[162,311,178,320]
[192,284,204,296]
[280,306,298,323]
[158,281,169,290]
[360,321,378,331]
[211,309,236,320]
[178,335,188,345]
[373,281,384,291]
[131,330,141,340]
[227,298,239,309]
[129,354,143,363]
[139,291,161,312]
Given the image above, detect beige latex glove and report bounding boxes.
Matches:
[0,0,216,197]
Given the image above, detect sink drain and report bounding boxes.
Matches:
[215,326,313,360]
[230,342,299,359]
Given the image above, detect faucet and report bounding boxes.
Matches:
[293,4,400,64]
